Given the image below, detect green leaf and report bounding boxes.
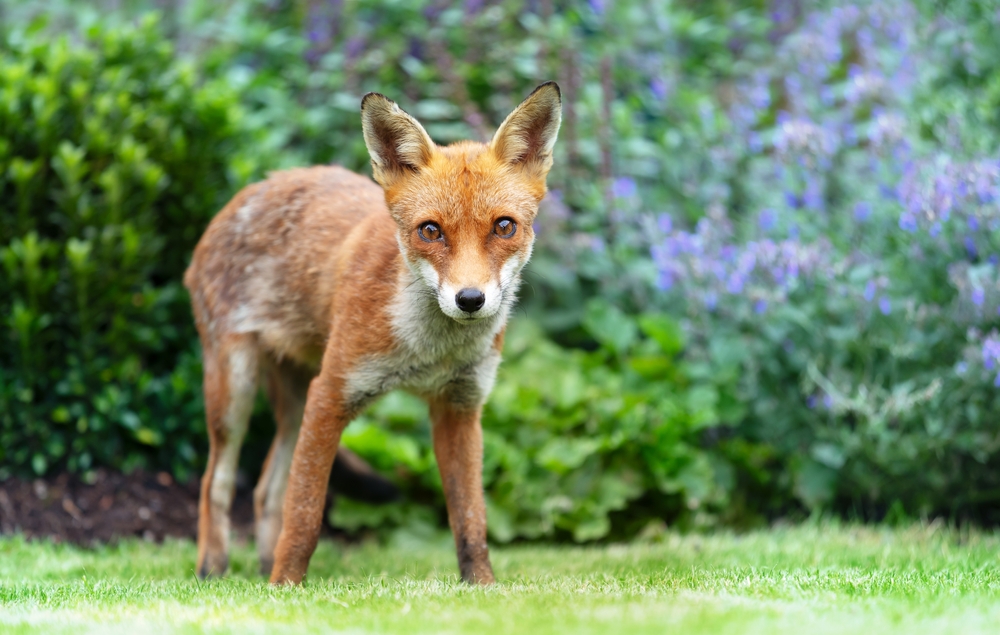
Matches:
[677,456,716,508]
[629,354,673,379]
[572,514,610,542]
[811,443,846,469]
[536,438,601,474]
[555,369,586,410]
[135,427,163,446]
[685,384,719,429]
[708,334,748,370]
[412,99,461,119]
[638,314,685,355]
[583,299,637,354]
[486,496,515,543]
[794,460,838,510]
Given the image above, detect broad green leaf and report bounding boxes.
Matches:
[583,299,637,354]
[536,438,601,474]
[638,314,686,355]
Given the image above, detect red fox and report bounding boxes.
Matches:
[184,82,561,585]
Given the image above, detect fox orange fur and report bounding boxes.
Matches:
[184,82,562,585]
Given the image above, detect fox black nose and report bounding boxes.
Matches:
[455,288,486,313]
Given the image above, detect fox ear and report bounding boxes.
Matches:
[361,93,436,188]
[490,81,562,178]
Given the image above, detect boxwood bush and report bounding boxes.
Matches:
[0,16,260,479]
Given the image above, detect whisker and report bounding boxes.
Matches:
[403,277,424,292]
[522,269,549,284]
[521,278,536,299]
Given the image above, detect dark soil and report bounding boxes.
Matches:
[0,456,401,546]
[0,469,260,545]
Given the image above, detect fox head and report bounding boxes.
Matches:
[361,82,561,323]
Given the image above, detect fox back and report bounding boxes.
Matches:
[184,82,561,584]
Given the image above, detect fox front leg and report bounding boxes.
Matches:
[429,399,495,585]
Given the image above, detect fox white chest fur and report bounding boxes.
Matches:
[343,264,512,411]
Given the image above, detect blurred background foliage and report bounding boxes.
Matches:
[3,0,1000,542]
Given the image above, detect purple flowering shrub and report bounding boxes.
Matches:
[652,212,837,315]
[644,1,1000,518]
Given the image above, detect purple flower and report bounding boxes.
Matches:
[864,280,877,302]
[978,179,995,204]
[822,394,834,409]
[726,274,745,294]
[346,36,366,60]
[965,237,978,260]
[711,262,727,281]
[982,336,1000,370]
[854,202,871,222]
[784,75,802,101]
[759,209,777,232]
[878,296,891,315]
[973,288,985,306]
[705,291,718,311]
[540,189,570,222]
[930,222,942,237]
[844,124,858,147]
[650,77,668,101]
[657,271,674,290]
[804,179,823,210]
[588,0,605,15]
[899,213,917,232]
[611,177,637,199]
[754,299,768,314]
[820,85,835,106]
[969,216,981,232]
[658,214,673,234]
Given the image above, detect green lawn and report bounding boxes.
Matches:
[3,523,1000,634]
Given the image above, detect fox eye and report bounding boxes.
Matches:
[418,222,443,242]
[494,217,516,238]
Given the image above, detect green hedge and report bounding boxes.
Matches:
[0,16,259,479]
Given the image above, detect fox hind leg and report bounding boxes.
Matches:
[269,373,352,585]
[196,335,259,579]
[253,359,403,578]
[255,359,309,576]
